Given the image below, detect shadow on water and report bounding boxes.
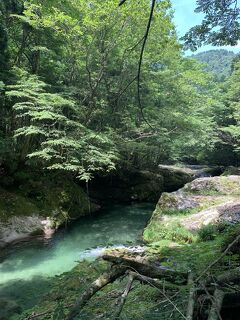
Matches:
[0,202,154,319]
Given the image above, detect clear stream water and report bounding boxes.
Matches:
[0,203,153,313]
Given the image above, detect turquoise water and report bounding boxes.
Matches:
[0,203,153,285]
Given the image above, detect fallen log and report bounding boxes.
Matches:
[216,267,240,286]
[67,265,127,320]
[102,253,188,284]
[196,233,240,282]
[204,267,240,289]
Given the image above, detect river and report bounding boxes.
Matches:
[0,203,153,317]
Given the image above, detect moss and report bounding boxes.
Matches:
[18,172,92,220]
[157,239,222,274]
[184,176,240,196]
[29,228,43,236]
[13,259,167,320]
[0,170,95,227]
[146,240,181,254]
[144,219,197,244]
[0,187,40,222]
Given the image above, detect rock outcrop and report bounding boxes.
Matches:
[88,165,223,203]
[144,175,240,243]
[89,170,164,202]
[158,164,223,192]
[0,172,97,248]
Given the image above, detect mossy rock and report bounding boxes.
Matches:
[222,166,240,176]
[0,187,40,222]
[0,170,96,247]
[183,175,240,195]
[15,171,95,223]
[89,169,164,202]
[144,176,240,245]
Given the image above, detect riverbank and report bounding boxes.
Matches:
[0,203,153,319]
[3,173,239,320]
[0,164,222,249]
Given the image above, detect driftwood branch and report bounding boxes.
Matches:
[25,304,74,320]
[67,265,127,320]
[207,289,224,320]
[215,267,240,286]
[129,272,187,319]
[129,271,182,291]
[186,273,196,320]
[113,273,134,319]
[119,0,127,6]
[102,254,188,284]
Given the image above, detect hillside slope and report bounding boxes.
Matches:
[192,49,236,81]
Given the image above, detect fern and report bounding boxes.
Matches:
[6,68,118,180]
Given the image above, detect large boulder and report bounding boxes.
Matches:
[182,201,240,230]
[0,172,97,248]
[144,175,240,243]
[157,164,223,192]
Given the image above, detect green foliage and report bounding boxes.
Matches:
[144,219,197,244]
[6,68,118,180]
[192,49,235,81]
[0,0,238,177]
[214,60,240,160]
[183,0,240,49]
[198,224,219,241]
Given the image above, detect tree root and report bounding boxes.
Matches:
[186,273,196,320]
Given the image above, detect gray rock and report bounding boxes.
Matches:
[152,175,240,231]
[0,215,45,248]
[183,201,240,230]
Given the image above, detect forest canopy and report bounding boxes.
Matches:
[0,0,240,182]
